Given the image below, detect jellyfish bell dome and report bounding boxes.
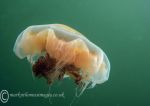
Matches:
[13,24,110,95]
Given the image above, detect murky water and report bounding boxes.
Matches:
[0,0,150,105]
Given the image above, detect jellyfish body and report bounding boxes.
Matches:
[13,24,110,95]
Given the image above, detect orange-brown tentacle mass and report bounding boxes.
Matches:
[32,53,82,85]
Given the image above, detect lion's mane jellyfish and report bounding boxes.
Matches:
[13,24,110,96]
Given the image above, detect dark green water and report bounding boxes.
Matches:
[0,0,150,106]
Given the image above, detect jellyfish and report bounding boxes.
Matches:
[13,24,110,96]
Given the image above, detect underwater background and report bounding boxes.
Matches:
[0,0,150,106]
